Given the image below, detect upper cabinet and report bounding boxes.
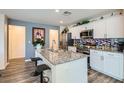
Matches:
[106,15,124,38]
[69,22,94,39]
[94,19,107,38]
[69,26,80,39]
[81,22,94,30]
[94,15,124,38]
[69,15,124,39]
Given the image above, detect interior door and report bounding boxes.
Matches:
[9,25,26,59]
[49,29,59,50]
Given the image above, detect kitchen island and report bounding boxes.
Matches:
[35,49,88,83]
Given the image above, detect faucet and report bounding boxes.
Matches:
[51,40,56,51]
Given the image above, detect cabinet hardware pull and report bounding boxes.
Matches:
[108,54,114,56]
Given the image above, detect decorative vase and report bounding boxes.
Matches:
[36,44,42,50]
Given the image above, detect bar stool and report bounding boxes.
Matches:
[30,57,43,76]
[36,64,51,83]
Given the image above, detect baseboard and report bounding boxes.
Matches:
[25,59,31,62]
[0,62,9,70]
[5,62,9,68]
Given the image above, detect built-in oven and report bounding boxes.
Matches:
[80,29,93,39]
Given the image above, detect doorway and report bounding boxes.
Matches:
[8,25,26,60]
[49,29,59,50]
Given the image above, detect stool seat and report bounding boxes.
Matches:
[31,57,42,62]
[36,64,50,73]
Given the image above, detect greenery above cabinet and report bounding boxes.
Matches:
[61,27,69,34]
[74,20,90,27]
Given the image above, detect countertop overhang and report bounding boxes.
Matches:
[38,49,88,65]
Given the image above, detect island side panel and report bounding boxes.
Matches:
[35,50,54,83]
[53,58,88,83]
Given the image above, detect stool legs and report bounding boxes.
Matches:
[40,71,43,83]
[34,61,37,67]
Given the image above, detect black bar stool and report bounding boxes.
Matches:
[36,64,51,83]
[30,57,43,76]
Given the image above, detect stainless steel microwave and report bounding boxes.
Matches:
[80,29,93,39]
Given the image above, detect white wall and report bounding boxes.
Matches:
[0,14,8,70]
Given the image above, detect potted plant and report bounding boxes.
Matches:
[61,27,69,34]
[33,38,45,50]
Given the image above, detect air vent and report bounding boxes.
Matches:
[63,11,72,16]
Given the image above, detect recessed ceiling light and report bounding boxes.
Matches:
[60,21,63,24]
[55,9,60,13]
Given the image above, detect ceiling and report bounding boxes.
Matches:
[0,9,116,26]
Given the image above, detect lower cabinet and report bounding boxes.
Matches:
[103,52,124,80]
[90,49,124,81]
[90,50,104,72]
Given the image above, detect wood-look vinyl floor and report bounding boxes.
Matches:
[88,69,123,83]
[0,58,40,83]
[0,58,123,83]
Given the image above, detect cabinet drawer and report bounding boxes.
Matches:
[103,51,123,58]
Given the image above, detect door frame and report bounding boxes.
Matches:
[49,29,59,50]
[8,25,26,60]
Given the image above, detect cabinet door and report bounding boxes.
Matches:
[69,27,75,39]
[90,50,104,71]
[75,26,81,39]
[70,27,80,39]
[86,22,94,30]
[106,15,124,38]
[103,52,124,80]
[94,19,107,38]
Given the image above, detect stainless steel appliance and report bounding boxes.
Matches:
[80,29,93,39]
[117,42,124,52]
[77,45,95,69]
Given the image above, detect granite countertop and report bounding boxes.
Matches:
[91,48,123,54]
[39,49,87,65]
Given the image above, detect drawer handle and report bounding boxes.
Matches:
[108,54,114,56]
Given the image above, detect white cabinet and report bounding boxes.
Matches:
[69,27,80,39]
[90,49,124,81]
[83,22,94,30]
[69,22,94,39]
[106,15,124,38]
[90,50,104,72]
[94,19,107,38]
[94,15,124,38]
[70,15,124,39]
[103,52,124,80]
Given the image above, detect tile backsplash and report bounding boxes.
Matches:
[75,38,124,47]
